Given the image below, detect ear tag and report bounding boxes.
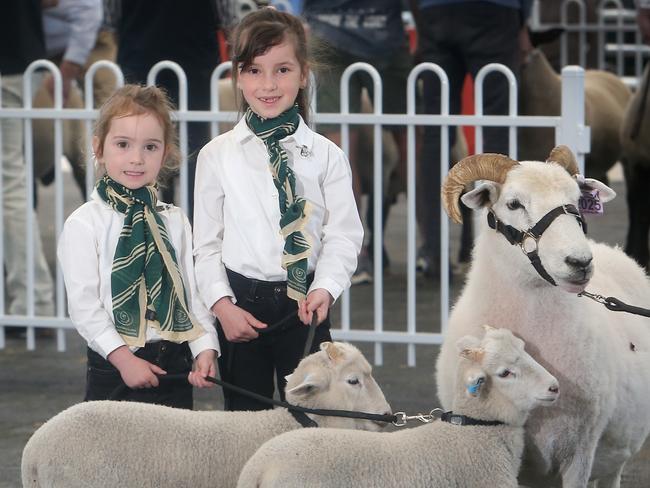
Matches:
[579,189,603,215]
[467,377,484,395]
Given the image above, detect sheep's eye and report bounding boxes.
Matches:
[347,378,360,385]
[498,369,512,378]
[506,200,523,211]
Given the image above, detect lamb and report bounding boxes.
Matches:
[436,145,650,487]
[31,80,88,201]
[237,326,559,488]
[518,48,631,183]
[620,63,650,269]
[21,341,391,488]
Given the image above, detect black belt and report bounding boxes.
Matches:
[226,268,314,299]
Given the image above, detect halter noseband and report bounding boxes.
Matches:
[487,204,586,286]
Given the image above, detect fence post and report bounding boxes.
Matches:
[557,66,590,174]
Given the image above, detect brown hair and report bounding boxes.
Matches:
[230,8,313,123]
[93,84,180,184]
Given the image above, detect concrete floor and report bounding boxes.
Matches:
[1,166,648,487]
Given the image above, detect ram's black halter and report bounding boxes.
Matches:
[487,204,586,286]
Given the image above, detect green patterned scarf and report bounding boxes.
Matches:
[96,176,204,347]
[245,104,312,301]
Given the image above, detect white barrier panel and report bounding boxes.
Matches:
[530,0,649,86]
[0,60,588,365]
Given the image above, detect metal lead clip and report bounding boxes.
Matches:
[392,408,444,427]
[578,290,607,304]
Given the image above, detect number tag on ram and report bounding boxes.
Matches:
[579,189,603,215]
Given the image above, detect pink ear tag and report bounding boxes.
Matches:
[579,189,604,215]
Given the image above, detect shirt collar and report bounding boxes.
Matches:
[233,114,314,152]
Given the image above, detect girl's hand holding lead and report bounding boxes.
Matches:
[109,345,167,389]
[211,297,267,342]
[298,288,333,325]
[188,349,217,388]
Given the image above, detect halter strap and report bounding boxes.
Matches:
[440,411,504,427]
[487,204,585,287]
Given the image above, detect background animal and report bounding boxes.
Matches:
[620,63,650,270]
[32,81,87,200]
[237,327,559,488]
[436,146,650,487]
[21,342,390,488]
[518,49,631,183]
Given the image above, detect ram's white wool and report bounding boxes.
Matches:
[437,150,650,487]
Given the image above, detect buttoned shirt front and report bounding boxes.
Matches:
[193,116,363,311]
[58,192,220,359]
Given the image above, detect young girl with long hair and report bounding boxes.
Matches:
[193,8,363,410]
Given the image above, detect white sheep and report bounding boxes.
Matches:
[620,62,650,270]
[436,146,650,487]
[237,326,559,488]
[519,49,631,183]
[21,341,391,488]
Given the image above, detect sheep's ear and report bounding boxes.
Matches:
[464,369,487,397]
[461,182,500,211]
[321,342,344,362]
[580,178,616,203]
[286,374,324,398]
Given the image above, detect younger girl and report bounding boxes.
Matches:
[193,8,363,411]
[58,85,219,409]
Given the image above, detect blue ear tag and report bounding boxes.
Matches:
[467,377,484,395]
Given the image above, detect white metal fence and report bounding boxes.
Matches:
[530,0,650,86]
[0,59,589,365]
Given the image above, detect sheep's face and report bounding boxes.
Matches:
[463,161,614,292]
[284,342,391,431]
[456,327,559,424]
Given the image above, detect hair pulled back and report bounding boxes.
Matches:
[230,8,312,123]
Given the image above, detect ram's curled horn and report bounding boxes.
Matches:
[546,145,580,176]
[441,153,519,223]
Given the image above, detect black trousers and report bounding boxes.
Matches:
[85,341,194,410]
[217,269,332,411]
[417,2,521,263]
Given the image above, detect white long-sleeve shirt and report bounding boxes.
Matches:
[193,116,363,311]
[57,191,220,359]
[43,0,103,65]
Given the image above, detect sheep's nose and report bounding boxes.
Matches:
[565,256,592,270]
[548,384,559,395]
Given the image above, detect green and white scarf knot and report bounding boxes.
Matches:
[246,105,312,301]
[96,176,204,346]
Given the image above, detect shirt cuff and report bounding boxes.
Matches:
[188,329,221,358]
[204,282,237,315]
[90,328,127,359]
[309,277,344,303]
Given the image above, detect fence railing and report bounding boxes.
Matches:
[530,0,649,86]
[0,60,589,365]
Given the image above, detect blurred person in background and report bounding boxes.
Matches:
[116,0,221,221]
[302,0,412,284]
[1,0,55,320]
[411,0,533,277]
